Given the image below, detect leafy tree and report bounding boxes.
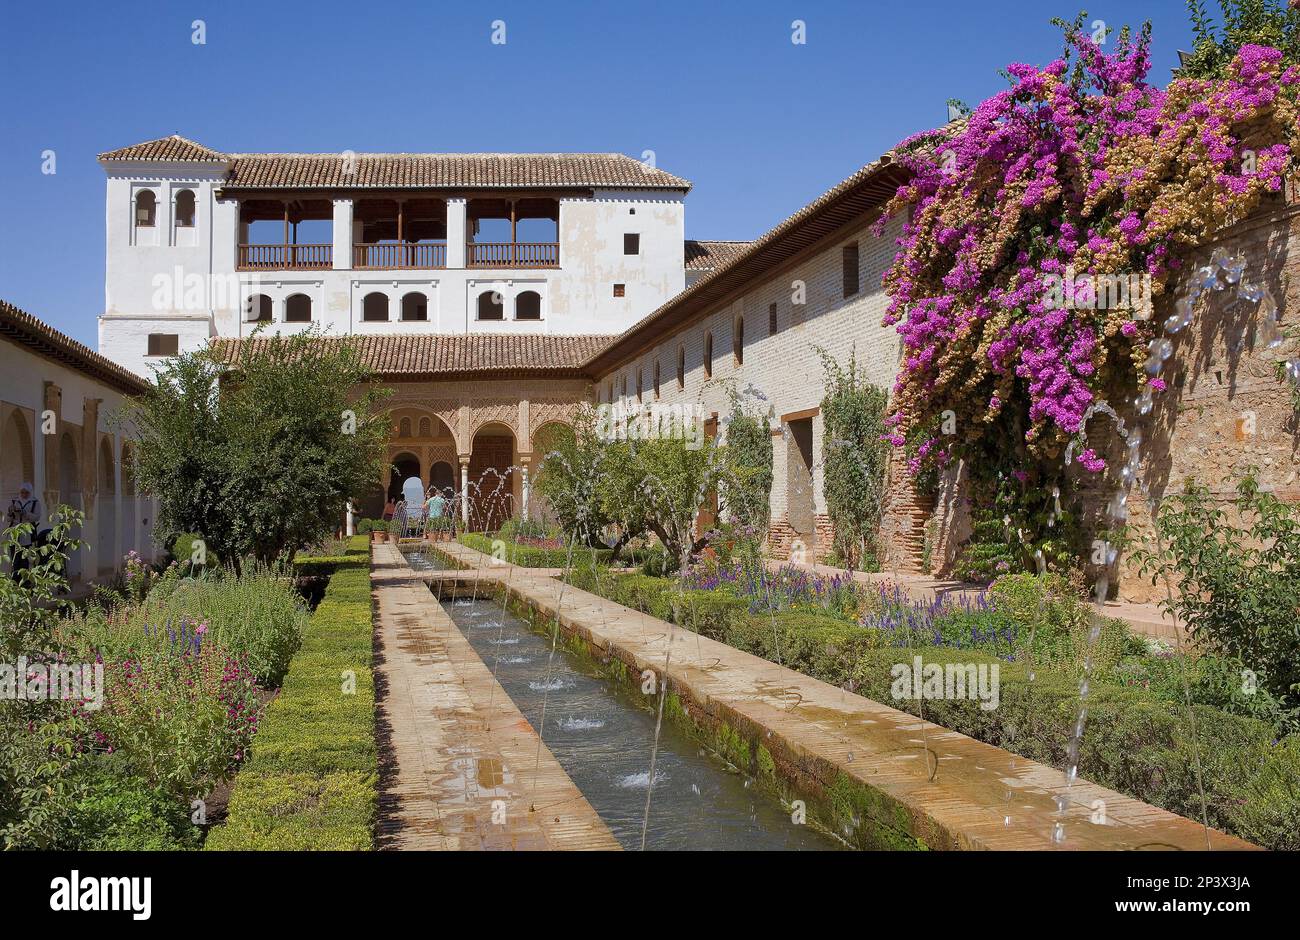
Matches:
[533,404,614,548]
[1181,0,1300,79]
[599,436,730,573]
[722,390,774,531]
[122,328,390,571]
[1132,474,1300,707]
[818,348,891,570]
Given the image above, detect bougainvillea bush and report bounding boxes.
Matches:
[880,20,1299,558]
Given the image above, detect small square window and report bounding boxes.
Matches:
[147,333,179,356]
[613,283,626,297]
[624,234,640,255]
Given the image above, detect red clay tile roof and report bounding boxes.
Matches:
[684,240,753,271]
[222,152,690,191]
[213,333,617,378]
[98,134,228,163]
[0,300,151,395]
[99,136,690,191]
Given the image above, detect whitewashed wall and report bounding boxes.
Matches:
[0,338,157,582]
[100,159,687,376]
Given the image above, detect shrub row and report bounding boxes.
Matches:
[459,532,617,568]
[205,547,376,850]
[568,571,1300,850]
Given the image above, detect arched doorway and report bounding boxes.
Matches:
[358,483,386,522]
[57,432,81,580]
[0,410,34,506]
[389,452,420,501]
[120,442,137,559]
[468,424,516,533]
[430,460,455,499]
[530,421,572,525]
[97,438,116,575]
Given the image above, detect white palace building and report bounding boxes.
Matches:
[86,133,913,566]
[97,135,702,376]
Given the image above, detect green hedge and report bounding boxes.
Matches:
[459,532,615,568]
[565,573,1300,850]
[205,547,375,850]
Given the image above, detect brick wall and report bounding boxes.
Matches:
[924,196,1300,597]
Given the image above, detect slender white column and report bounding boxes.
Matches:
[446,198,467,268]
[332,198,353,270]
[460,458,470,528]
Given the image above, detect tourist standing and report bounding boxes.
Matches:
[5,482,42,580]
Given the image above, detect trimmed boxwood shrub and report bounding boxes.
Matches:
[672,590,750,641]
[205,547,375,851]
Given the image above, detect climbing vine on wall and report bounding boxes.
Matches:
[880,19,1298,477]
[818,347,891,571]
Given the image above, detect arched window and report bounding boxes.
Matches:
[733,315,744,366]
[135,190,156,227]
[677,346,685,389]
[362,292,389,322]
[515,290,542,320]
[99,438,115,493]
[401,292,428,322]
[246,294,272,322]
[703,332,713,378]
[285,294,312,323]
[398,417,412,438]
[418,417,431,437]
[175,190,196,228]
[477,290,504,321]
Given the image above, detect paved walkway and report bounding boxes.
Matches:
[371,543,619,851]
[430,540,1254,851]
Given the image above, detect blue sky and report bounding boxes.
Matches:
[1,0,1205,347]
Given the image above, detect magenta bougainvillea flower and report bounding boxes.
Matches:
[879,28,1298,475]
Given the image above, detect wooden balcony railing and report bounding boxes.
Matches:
[466,242,560,268]
[238,244,332,270]
[353,242,447,269]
